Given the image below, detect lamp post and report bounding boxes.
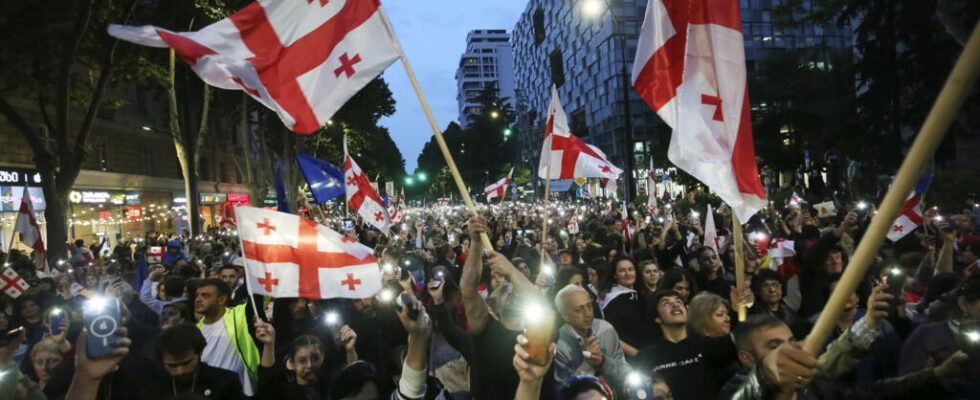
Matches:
[582,0,636,203]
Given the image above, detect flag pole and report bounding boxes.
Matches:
[233,205,263,320]
[803,20,980,356]
[378,7,493,249]
[731,213,747,322]
[541,165,552,267]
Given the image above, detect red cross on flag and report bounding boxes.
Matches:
[1,267,30,298]
[108,0,403,134]
[13,185,47,274]
[632,0,766,221]
[235,206,380,299]
[485,168,514,201]
[568,211,580,234]
[437,198,450,206]
[538,85,622,180]
[768,238,796,270]
[344,136,390,232]
[887,192,924,242]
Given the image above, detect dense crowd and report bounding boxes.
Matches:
[1,188,979,400]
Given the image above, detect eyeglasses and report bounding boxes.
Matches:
[761,282,782,290]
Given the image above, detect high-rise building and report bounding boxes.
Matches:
[455,29,516,128]
[511,0,854,196]
[740,0,853,74]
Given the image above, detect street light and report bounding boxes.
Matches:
[503,128,512,137]
[581,0,636,203]
[417,172,427,182]
[404,177,414,185]
[490,111,499,119]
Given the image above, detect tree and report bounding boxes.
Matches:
[0,0,139,263]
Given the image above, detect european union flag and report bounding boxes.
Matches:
[275,165,290,213]
[296,153,345,204]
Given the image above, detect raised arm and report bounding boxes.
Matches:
[461,212,490,335]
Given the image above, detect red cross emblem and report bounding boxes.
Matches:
[257,272,279,292]
[242,219,372,297]
[334,53,362,78]
[341,273,362,291]
[256,218,277,235]
[374,211,384,222]
[599,165,612,174]
[347,175,358,186]
[343,157,386,213]
[701,94,724,121]
[546,115,613,179]
[892,225,903,233]
[306,0,329,7]
[341,236,356,244]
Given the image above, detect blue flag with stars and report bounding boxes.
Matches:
[296,153,345,204]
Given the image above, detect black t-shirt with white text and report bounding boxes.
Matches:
[634,333,736,400]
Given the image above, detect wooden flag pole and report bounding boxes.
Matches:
[541,165,552,267]
[731,213,747,322]
[379,9,493,250]
[802,20,980,356]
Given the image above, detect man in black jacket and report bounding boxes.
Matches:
[142,323,244,400]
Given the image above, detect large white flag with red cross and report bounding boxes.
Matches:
[344,136,390,232]
[13,185,47,274]
[485,168,514,201]
[235,206,380,299]
[538,86,622,180]
[1,268,31,298]
[632,0,766,221]
[108,0,403,134]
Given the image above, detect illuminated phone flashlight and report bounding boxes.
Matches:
[324,312,340,325]
[436,271,445,279]
[523,302,546,323]
[403,259,411,266]
[749,232,766,242]
[856,201,869,210]
[541,263,554,276]
[57,260,66,266]
[379,288,395,302]
[627,371,643,387]
[85,296,109,313]
[657,217,665,223]
[665,204,672,209]
[224,252,231,256]
[966,331,980,343]
[382,263,395,273]
[934,216,944,222]
[691,211,700,218]
[890,267,903,276]
[50,307,63,316]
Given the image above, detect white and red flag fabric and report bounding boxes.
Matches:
[1,267,30,298]
[12,185,47,274]
[437,198,450,206]
[344,137,390,233]
[568,211,580,234]
[109,0,403,134]
[621,203,632,246]
[647,158,659,216]
[538,86,622,180]
[887,192,924,242]
[768,238,796,270]
[399,188,406,207]
[236,206,380,299]
[789,192,805,209]
[485,168,514,201]
[387,206,402,224]
[632,0,766,221]
[704,203,718,254]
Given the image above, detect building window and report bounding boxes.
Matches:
[139,145,154,175]
[550,49,565,87]
[533,9,546,44]
[98,141,110,171]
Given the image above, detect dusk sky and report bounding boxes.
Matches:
[379,0,529,173]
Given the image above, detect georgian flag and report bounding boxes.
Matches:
[109,0,403,134]
[769,238,796,270]
[485,168,514,201]
[344,136,390,233]
[437,198,450,206]
[789,192,805,209]
[887,192,924,242]
[538,86,622,180]
[568,211,580,234]
[1,268,30,298]
[236,206,380,299]
[632,0,766,221]
[13,185,47,274]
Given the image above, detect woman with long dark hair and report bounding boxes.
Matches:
[596,255,647,357]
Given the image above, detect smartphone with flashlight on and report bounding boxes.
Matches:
[396,293,420,320]
[523,306,555,366]
[83,297,121,358]
[956,320,980,379]
[49,308,66,335]
[323,312,344,343]
[883,267,907,317]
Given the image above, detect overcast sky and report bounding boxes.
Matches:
[379,0,529,173]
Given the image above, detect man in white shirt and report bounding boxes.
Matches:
[194,279,260,396]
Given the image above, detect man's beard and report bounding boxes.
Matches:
[173,369,196,386]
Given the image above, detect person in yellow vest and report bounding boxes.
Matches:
[194,278,260,396]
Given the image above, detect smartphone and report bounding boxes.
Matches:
[447,233,456,245]
[396,293,420,320]
[956,320,980,379]
[517,229,524,237]
[49,308,66,335]
[416,218,424,227]
[524,308,555,365]
[342,220,353,232]
[83,297,121,358]
[884,267,907,309]
[323,312,343,343]
[645,216,651,224]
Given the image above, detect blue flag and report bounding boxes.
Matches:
[134,251,148,292]
[296,153,345,203]
[382,193,389,208]
[914,172,932,196]
[275,165,290,213]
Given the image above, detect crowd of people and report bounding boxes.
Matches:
[1,187,979,400]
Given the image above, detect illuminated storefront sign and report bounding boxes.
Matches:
[70,190,141,205]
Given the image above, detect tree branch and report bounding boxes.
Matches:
[0,97,52,160]
[57,0,96,143]
[37,95,57,140]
